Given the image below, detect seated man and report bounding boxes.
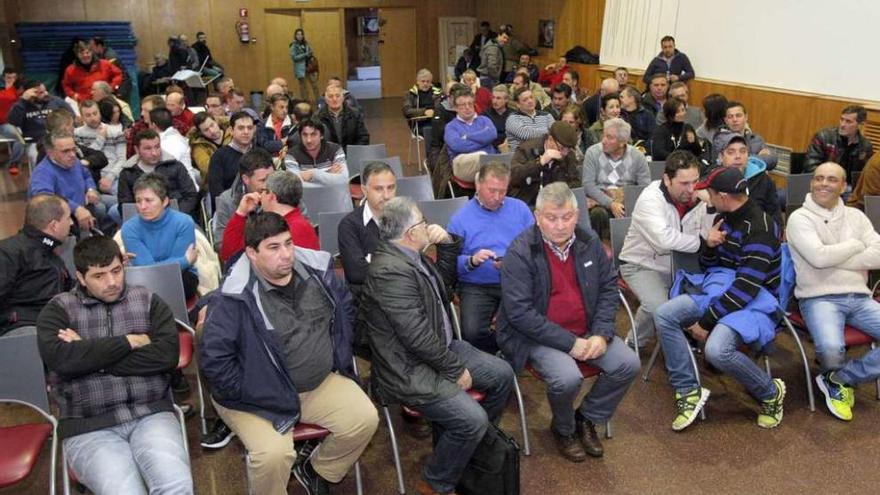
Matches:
[29,130,107,233]
[36,236,193,494]
[538,56,570,88]
[547,84,573,121]
[505,53,540,84]
[125,95,189,159]
[118,129,198,218]
[220,169,319,263]
[654,167,785,431]
[208,111,256,202]
[338,161,397,299]
[201,212,378,494]
[562,69,589,105]
[0,195,73,334]
[641,73,668,116]
[787,162,880,421]
[256,93,293,155]
[481,85,512,152]
[509,121,581,207]
[848,151,880,209]
[149,107,199,189]
[403,68,441,140]
[315,85,369,150]
[580,78,619,127]
[506,87,555,152]
[710,134,780,225]
[805,105,873,184]
[497,182,639,462]
[6,80,74,143]
[358,197,513,495]
[223,88,261,122]
[212,147,273,252]
[581,118,651,238]
[284,118,349,188]
[444,90,497,183]
[165,90,195,134]
[711,101,777,170]
[613,67,630,89]
[316,77,362,112]
[508,71,550,112]
[447,161,534,354]
[619,150,713,349]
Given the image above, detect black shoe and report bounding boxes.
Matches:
[292,458,330,495]
[200,420,236,449]
[171,370,190,394]
[551,428,586,463]
[575,415,604,458]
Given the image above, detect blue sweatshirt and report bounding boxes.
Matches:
[444,115,497,159]
[121,208,197,274]
[448,197,534,285]
[28,157,96,213]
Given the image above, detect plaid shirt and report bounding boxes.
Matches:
[542,233,576,262]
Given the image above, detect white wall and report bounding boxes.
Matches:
[601,0,879,102]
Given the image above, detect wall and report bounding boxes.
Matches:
[2,0,475,94]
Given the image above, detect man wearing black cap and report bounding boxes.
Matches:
[654,166,785,431]
[509,121,582,207]
[707,133,780,226]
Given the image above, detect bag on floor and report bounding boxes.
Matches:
[442,423,521,495]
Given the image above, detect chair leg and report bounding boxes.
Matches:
[642,343,662,381]
[173,403,190,457]
[49,424,58,495]
[245,454,254,495]
[511,376,530,456]
[62,448,70,495]
[872,343,880,400]
[619,291,640,365]
[764,355,772,377]
[604,420,612,439]
[686,346,707,420]
[354,461,364,495]
[449,304,463,341]
[383,406,406,495]
[784,317,816,411]
[194,367,208,436]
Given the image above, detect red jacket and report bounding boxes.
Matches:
[0,86,17,123]
[220,207,320,263]
[538,65,570,88]
[61,60,123,102]
[172,109,195,135]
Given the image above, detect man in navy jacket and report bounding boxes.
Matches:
[497,182,639,463]
[642,35,695,85]
[201,212,378,495]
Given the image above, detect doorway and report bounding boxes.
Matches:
[344,8,381,100]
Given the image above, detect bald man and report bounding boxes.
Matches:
[165,91,195,133]
[581,78,620,126]
[786,162,880,422]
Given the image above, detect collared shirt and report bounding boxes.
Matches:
[228,140,252,154]
[361,203,376,263]
[395,243,453,346]
[542,233,576,262]
[474,194,503,212]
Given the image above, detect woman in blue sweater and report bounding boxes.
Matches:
[121,173,199,298]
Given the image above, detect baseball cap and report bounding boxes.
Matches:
[695,167,748,193]
[716,132,748,152]
[549,121,577,149]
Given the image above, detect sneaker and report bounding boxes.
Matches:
[757,378,786,429]
[292,458,330,495]
[816,372,854,421]
[672,387,710,431]
[200,420,236,449]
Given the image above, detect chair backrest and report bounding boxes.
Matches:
[865,195,880,233]
[570,186,593,233]
[0,327,51,412]
[367,156,404,178]
[59,235,77,279]
[671,250,701,276]
[785,173,812,212]
[121,199,180,223]
[609,217,633,267]
[346,144,388,178]
[623,184,647,217]
[478,152,515,168]
[649,161,666,181]
[318,211,349,256]
[418,197,468,227]
[302,185,354,223]
[396,175,435,201]
[125,263,188,323]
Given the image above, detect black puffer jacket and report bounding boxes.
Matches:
[357,237,463,406]
[0,226,72,333]
[315,105,370,150]
[805,126,874,182]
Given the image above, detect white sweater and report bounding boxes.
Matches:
[619,180,715,275]
[786,194,880,299]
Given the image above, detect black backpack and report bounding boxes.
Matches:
[435,423,521,495]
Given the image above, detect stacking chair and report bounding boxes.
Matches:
[649,161,666,181]
[370,155,404,178]
[571,186,595,234]
[318,211,349,257]
[607,216,641,362]
[407,116,432,174]
[785,173,813,213]
[200,194,215,246]
[623,184,647,217]
[418,197,468,227]
[346,144,388,181]
[396,175,435,201]
[525,362,614,438]
[864,195,880,233]
[0,327,59,495]
[302,185,354,227]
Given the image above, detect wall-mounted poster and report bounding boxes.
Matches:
[539,20,555,48]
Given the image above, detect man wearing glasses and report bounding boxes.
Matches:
[509,121,583,207]
[358,197,514,495]
[444,90,498,183]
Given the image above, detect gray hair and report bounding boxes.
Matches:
[416,68,433,80]
[536,182,578,212]
[92,80,112,95]
[266,171,303,207]
[603,117,632,142]
[492,84,509,96]
[378,196,419,241]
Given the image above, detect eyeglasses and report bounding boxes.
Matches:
[406,218,427,234]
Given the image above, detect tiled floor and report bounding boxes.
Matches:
[4,99,880,494]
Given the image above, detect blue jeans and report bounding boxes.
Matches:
[800,293,880,385]
[63,411,193,495]
[528,336,639,436]
[411,339,514,493]
[655,295,776,400]
[459,283,501,355]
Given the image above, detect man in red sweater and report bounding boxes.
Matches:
[61,42,123,103]
[220,170,318,263]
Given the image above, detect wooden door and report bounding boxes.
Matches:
[378,8,417,98]
[264,12,301,94]
[438,17,475,81]
[302,9,345,93]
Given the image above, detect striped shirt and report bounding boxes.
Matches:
[505,110,554,151]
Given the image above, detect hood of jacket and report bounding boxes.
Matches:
[744,156,767,180]
[123,150,177,169]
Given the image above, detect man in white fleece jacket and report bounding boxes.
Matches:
[786,162,880,422]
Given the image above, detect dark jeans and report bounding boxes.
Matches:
[411,339,514,493]
[458,283,501,355]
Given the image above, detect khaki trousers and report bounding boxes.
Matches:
[452,151,488,182]
[214,372,378,494]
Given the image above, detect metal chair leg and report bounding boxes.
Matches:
[872,342,880,400]
[642,343,662,381]
[511,376,531,456]
[619,292,640,365]
[383,406,406,495]
[354,461,364,495]
[764,355,772,377]
[687,345,707,420]
[783,317,816,411]
[604,420,613,439]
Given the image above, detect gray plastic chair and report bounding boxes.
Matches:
[785,173,813,212]
[346,144,388,179]
[623,184,647,217]
[302,185,354,226]
[418,197,468,227]
[396,175,435,201]
[367,155,404,178]
[649,161,666,181]
[864,195,880,233]
[318,211,350,256]
[0,327,58,495]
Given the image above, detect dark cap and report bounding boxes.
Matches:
[716,132,748,152]
[549,121,577,149]
[695,167,748,193]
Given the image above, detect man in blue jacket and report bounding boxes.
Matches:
[200,212,378,495]
[497,182,639,463]
[445,90,497,182]
[642,36,695,85]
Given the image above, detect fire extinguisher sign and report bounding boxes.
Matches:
[239,8,248,17]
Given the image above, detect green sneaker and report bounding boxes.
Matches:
[757,378,786,428]
[672,387,710,431]
[816,372,854,421]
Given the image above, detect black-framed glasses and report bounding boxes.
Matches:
[406,218,427,234]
